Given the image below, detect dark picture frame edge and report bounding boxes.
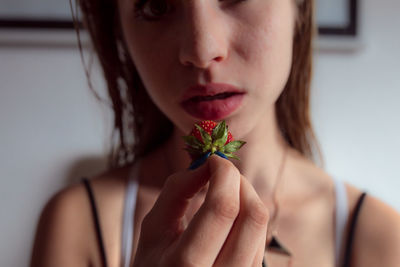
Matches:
[318,0,358,36]
[0,19,79,29]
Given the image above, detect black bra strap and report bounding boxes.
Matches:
[343,192,367,267]
[82,178,108,267]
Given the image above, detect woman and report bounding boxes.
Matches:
[31,0,400,266]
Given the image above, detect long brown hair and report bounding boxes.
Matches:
[276,0,321,162]
[75,0,321,168]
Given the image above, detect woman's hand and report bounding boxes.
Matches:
[133,155,269,267]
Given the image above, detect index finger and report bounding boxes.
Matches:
[172,155,241,266]
[143,160,211,232]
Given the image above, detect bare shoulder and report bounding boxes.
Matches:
[31,165,132,267]
[345,183,400,267]
[30,182,93,267]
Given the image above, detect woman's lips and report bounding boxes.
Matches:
[180,92,245,120]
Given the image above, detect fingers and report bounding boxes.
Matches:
[214,175,269,267]
[252,241,267,267]
[171,155,241,266]
[138,154,268,267]
[141,160,210,240]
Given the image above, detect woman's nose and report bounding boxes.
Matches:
[178,3,228,69]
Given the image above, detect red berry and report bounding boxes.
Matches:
[183,120,246,164]
[191,120,216,142]
[191,120,233,144]
[226,132,233,144]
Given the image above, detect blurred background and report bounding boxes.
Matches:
[0,0,399,266]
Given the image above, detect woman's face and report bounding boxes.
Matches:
[118,0,297,137]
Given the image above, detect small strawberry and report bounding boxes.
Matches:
[191,120,233,145]
[182,120,246,168]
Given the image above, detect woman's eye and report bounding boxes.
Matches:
[134,0,172,20]
[221,0,248,7]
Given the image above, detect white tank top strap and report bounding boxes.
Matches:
[120,160,140,267]
[333,177,349,267]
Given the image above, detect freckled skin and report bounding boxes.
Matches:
[117,0,296,138]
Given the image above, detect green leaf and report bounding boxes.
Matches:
[212,121,228,148]
[224,152,240,161]
[223,140,246,153]
[212,121,226,140]
[182,135,203,149]
[195,124,212,145]
[203,143,212,153]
